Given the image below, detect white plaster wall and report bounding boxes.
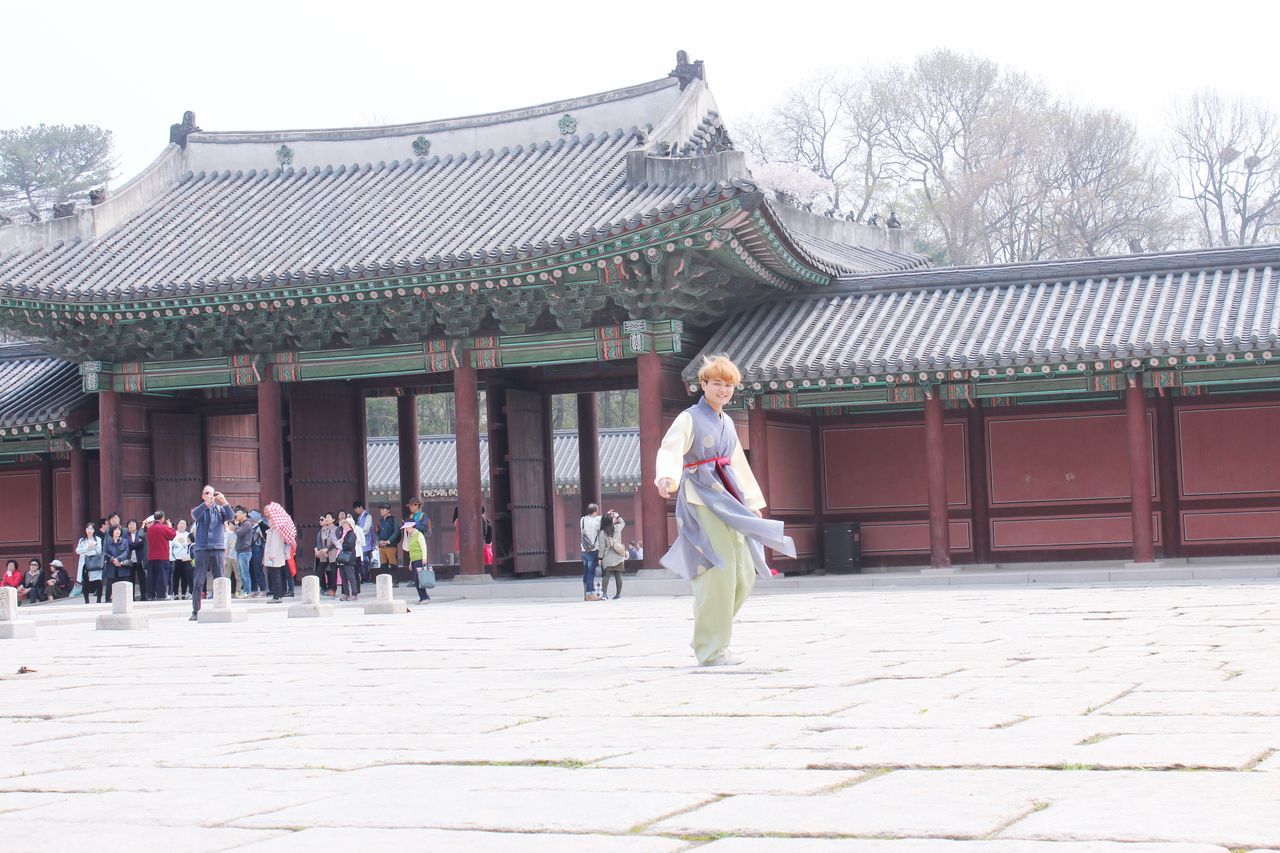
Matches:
[183,78,684,173]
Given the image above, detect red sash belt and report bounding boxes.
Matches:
[683,456,743,503]
[684,456,731,469]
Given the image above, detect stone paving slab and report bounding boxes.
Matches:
[238,827,686,852]
[232,787,711,834]
[656,768,1280,845]
[1,578,1278,851]
[700,840,1231,852]
[0,823,284,852]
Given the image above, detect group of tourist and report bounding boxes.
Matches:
[296,497,466,604]
[8,354,788,666]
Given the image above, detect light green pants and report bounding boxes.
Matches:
[690,504,756,664]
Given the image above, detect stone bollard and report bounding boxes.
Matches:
[198,577,247,623]
[364,573,407,615]
[0,587,36,639]
[96,582,149,630]
[288,574,333,619]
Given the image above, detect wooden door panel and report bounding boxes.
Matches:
[289,382,363,556]
[207,413,260,511]
[506,389,548,574]
[151,412,203,520]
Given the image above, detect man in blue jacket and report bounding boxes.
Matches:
[190,485,234,621]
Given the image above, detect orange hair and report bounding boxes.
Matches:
[697,355,741,386]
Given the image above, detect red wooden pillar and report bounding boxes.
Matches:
[637,351,666,569]
[454,361,486,576]
[1126,378,1156,564]
[747,403,770,514]
[69,436,89,534]
[966,401,992,564]
[1155,393,1181,559]
[923,391,952,569]
[397,393,419,511]
[577,393,601,514]
[39,456,55,566]
[257,377,285,507]
[98,389,123,521]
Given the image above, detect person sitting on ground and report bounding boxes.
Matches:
[75,523,105,604]
[21,559,44,604]
[599,510,627,599]
[402,520,430,603]
[43,559,73,600]
[2,559,23,601]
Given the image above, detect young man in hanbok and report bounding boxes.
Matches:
[656,355,795,666]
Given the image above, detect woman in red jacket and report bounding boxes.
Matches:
[2,560,23,601]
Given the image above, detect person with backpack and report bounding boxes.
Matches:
[579,504,603,601]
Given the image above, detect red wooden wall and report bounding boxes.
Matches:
[8,390,1280,574]
[0,466,44,569]
[795,393,1280,566]
[1175,400,1280,553]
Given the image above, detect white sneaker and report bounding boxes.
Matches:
[700,653,743,667]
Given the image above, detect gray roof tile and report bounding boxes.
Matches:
[0,130,747,300]
[0,343,86,430]
[691,245,1280,384]
[788,230,930,275]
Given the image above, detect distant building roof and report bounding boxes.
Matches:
[0,343,87,435]
[690,244,1280,386]
[0,56,925,357]
[366,427,640,497]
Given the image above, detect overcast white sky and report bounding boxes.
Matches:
[5,0,1279,184]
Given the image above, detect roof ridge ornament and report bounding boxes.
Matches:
[169,111,201,149]
[669,51,705,91]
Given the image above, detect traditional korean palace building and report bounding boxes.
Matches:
[2,54,1280,577]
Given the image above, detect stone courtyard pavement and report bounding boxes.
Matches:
[2,579,1279,852]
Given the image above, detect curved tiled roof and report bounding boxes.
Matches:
[789,230,930,276]
[0,131,753,301]
[0,343,87,431]
[366,428,640,497]
[691,245,1280,384]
